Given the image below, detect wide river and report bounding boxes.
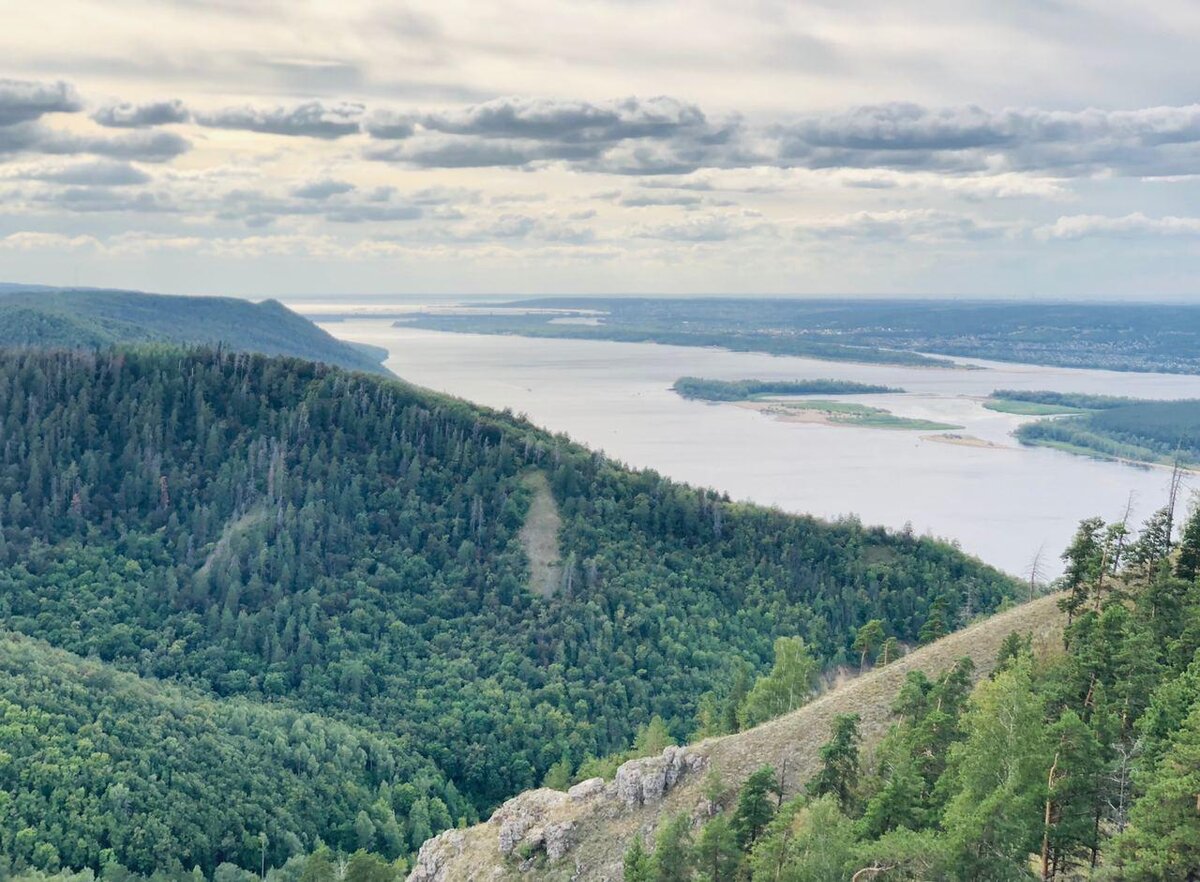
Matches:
[319,317,1200,577]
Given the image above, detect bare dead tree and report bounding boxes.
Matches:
[1027,543,1046,602]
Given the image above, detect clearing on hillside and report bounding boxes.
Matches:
[519,470,563,598]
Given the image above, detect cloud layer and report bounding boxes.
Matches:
[0,53,1197,297]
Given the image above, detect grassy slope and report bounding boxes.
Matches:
[0,288,389,375]
[415,593,1067,881]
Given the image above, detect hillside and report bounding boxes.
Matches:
[0,347,1016,878]
[0,629,450,875]
[408,594,1068,881]
[0,287,389,374]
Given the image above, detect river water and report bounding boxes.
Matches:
[319,318,1200,577]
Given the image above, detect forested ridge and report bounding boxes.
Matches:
[0,289,388,375]
[0,348,1015,879]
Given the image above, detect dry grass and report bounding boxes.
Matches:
[413,594,1067,882]
[518,471,563,598]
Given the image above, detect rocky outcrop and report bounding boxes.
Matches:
[613,745,707,807]
[494,789,573,857]
[407,829,466,882]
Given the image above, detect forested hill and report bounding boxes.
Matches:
[0,348,1015,878]
[0,287,389,374]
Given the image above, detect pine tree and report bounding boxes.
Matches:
[650,814,693,882]
[692,816,739,882]
[1060,517,1105,622]
[918,596,949,645]
[853,619,886,670]
[622,837,653,882]
[1176,505,1200,583]
[1108,704,1200,880]
[732,766,780,849]
[807,714,861,813]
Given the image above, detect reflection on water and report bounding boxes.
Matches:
[323,320,1200,577]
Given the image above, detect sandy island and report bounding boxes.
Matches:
[922,433,1007,449]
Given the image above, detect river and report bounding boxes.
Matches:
[317,317,1200,577]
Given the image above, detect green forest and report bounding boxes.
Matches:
[627,503,1200,881]
[671,378,901,402]
[0,348,1014,880]
[0,289,387,375]
[1010,393,1200,467]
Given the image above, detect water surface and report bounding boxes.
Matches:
[323,319,1200,577]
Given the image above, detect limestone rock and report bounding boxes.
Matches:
[492,788,572,857]
[614,746,708,807]
[568,777,606,801]
[407,829,465,882]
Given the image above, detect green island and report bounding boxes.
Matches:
[672,376,904,401]
[761,399,963,431]
[991,390,1200,468]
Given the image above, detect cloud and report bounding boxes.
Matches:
[46,129,191,162]
[18,159,152,186]
[0,124,190,162]
[291,178,355,199]
[773,102,1200,177]
[409,95,710,143]
[35,186,177,213]
[0,79,81,126]
[362,110,416,139]
[633,212,766,242]
[366,96,742,172]
[93,99,190,128]
[616,190,705,207]
[195,101,364,138]
[1036,212,1200,240]
[794,208,1012,243]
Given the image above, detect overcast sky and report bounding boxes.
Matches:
[1,0,1199,299]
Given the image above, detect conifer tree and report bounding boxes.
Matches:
[807,714,862,813]
[732,766,780,849]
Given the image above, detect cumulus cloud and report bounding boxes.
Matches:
[773,102,1200,177]
[93,99,190,128]
[1036,212,1200,240]
[366,96,741,172]
[17,159,151,186]
[0,124,190,162]
[36,187,176,213]
[195,101,364,138]
[407,96,710,143]
[291,178,355,199]
[0,79,81,126]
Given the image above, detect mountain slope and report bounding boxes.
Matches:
[0,347,1016,876]
[0,287,389,374]
[0,629,451,875]
[410,594,1067,881]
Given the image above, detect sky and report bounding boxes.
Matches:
[1,0,1200,299]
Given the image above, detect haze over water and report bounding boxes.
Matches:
[322,317,1200,577]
